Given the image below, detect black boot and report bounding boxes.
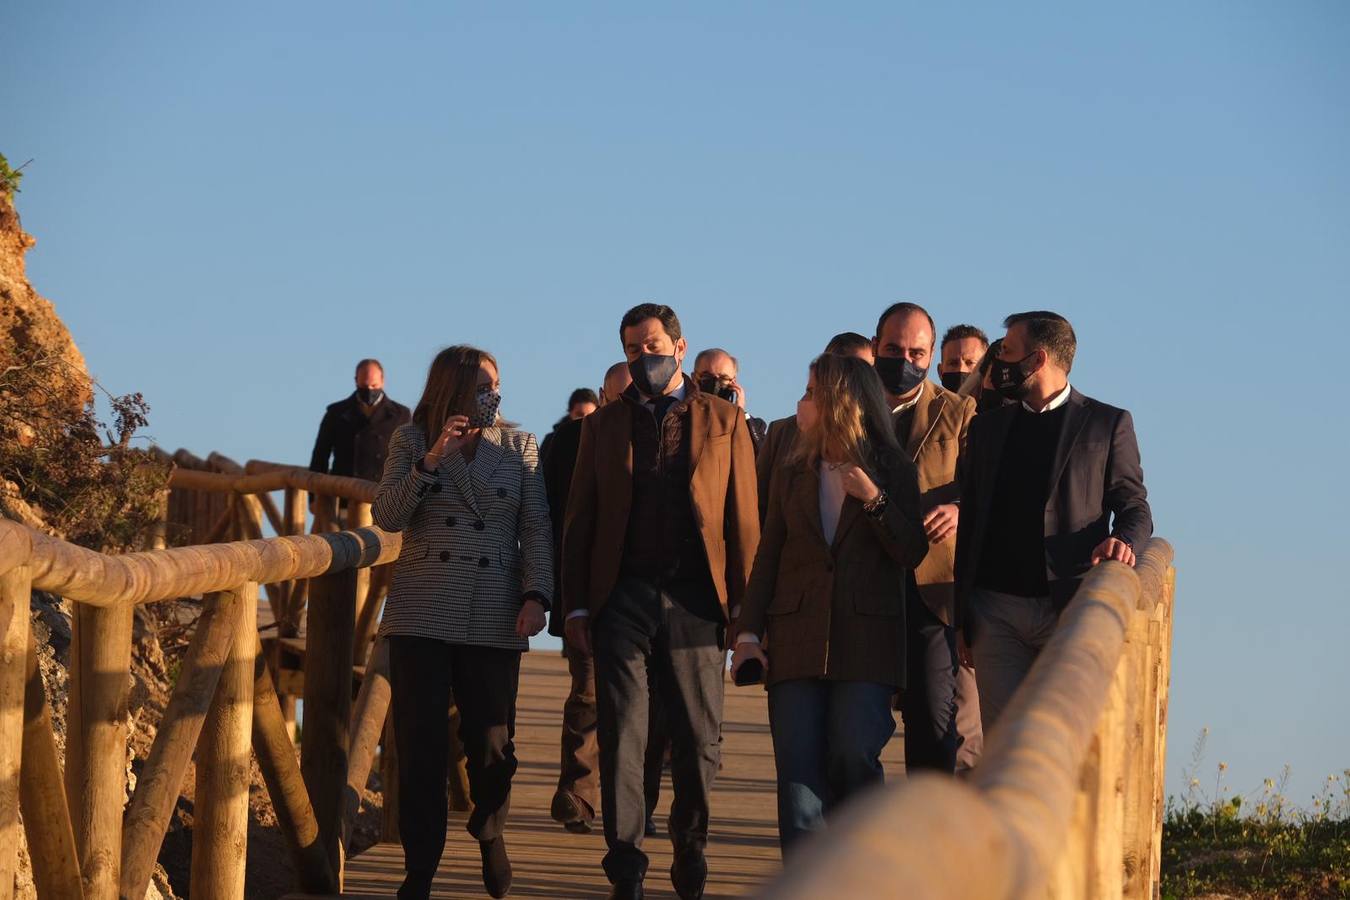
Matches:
[397,871,433,900]
[480,836,513,898]
[671,848,707,900]
[609,879,644,900]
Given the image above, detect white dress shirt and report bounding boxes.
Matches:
[1022,382,1072,414]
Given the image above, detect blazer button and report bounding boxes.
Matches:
[439,550,451,562]
[497,488,508,498]
[445,516,457,527]
[473,520,485,531]
[430,483,443,493]
[478,556,490,568]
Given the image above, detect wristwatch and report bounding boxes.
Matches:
[863,489,889,518]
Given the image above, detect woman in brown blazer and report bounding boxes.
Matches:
[731,353,928,855]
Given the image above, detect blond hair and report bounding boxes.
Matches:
[792,354,900,469]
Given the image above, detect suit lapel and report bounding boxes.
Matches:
[471,428,507,510]
[978,406,1017,520]
[906,382,947,462]
[687,390,710,477]
[790,463,829,549]
[831,494,864,552]
[1047,388,1091,496]
[445,452,481,518]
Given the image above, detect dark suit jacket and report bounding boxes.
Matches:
[899,381,977,625]
[955,387,1152,632]
[541,415,584,635]
[562,379,760,624]
[310,393,411,482]
[755,416,799,523]
[739,445,929,688]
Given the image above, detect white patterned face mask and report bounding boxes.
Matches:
[469,388,502,428]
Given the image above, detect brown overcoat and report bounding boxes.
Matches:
[561,378,760,623]
[901,380,977,625]
[738,444,929,688]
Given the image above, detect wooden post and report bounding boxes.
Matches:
[344,638,391,846]
[1122,603,1153,900]
[302,567,357,887]
[1146,571,1176,898]
[121,590,237,900]
[278,487,308,740]
[189,582,257,900]
[21,629,83,900]
[0,565,32,900]
[347,502,374,668]
[251,635,338,894]
[353,564,389,670]
[381,708,401,843]
[66,599,134,900]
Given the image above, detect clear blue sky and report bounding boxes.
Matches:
[6,2,1347,806]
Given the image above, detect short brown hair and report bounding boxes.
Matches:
[875,302,935,345]
[824,332,871,356]
[693,348,737,373]
[355,358,384,375]
[939,325,989,353]
[1003,311,1076,372]
[619,303,682,344]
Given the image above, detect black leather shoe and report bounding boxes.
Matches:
[644,815,658,837]
[480,836,513,898]
[671,850,707,900]
[609,879,644,900]
[397,872,433,900]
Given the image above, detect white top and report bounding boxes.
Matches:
[819,462,847,544]
[1023,382,1072,414]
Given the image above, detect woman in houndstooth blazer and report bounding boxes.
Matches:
[373,345,553,900]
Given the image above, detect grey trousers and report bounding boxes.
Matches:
[592,577,726,884]
[967,587,1060,733]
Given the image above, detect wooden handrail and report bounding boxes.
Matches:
[167,463,376,503]
[0,519,399,607]
[758,538,1175,900]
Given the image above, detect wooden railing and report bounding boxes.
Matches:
[0,471,406,899]
[759,538,1175,900]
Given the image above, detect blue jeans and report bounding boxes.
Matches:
[766,678,897,855]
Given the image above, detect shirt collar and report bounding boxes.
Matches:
[891,381,925,415]
[645,379,687,407]
[1022,382,1072,414]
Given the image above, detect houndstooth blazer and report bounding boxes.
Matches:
[373,423,554,651]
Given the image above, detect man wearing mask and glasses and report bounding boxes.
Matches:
[954,311,1152,731]
[310,358,412,483]
[562,303,759,900]
[871,302,978,776]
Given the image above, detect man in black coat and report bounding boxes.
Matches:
[955,312,1152,732]
[309,358,411,483]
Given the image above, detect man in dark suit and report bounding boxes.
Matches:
[309,358,411,482]
[955,311,1152,731]
[563,303,759,900]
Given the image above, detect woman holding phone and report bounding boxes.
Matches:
[731,353,928,855]
[373,344,552,899]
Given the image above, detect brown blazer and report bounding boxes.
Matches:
[738,445,929,688]
[755,415,799,523]
[561,379,760,623]
[901,380,977,625]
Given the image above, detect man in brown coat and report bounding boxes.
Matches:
[873,302,981,773]
[563,303,760,900]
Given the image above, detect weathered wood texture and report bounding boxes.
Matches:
[189,583,257,899]
[0,565,32,900]
[120,590,236,900]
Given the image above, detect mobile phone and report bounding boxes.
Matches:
[733,657,764,687]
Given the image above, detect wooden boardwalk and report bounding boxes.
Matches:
[333,650,905,899]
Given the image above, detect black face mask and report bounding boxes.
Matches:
[874,356,928,396]
[356,387,384,405]
[939,371,968,394]
[989,352,1038,399]
[697,374,738,406]
[629,353,681,398]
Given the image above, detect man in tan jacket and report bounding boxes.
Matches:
[873,302,982,773]
[563,303,759,900]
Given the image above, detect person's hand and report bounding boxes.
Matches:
[923,503,959,544]
[730,640,769,679]
[564,615,592,657]
[730,380,747,410]
[424,415,471,470]
[1091,537,1136,567]
[837,463,881,503]
[956,632,975,669]
[515,598,547,638]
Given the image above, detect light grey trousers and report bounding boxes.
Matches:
[967,587,1060,734]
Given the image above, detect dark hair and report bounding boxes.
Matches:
[355,358,384,375]
[939,325,989,353]
[567,388,599,409]
[693,348,738,373]
[875,302,935,345]
[412,345,500,444]
[823,332,872,355]
[1003,311,1077,371]
[619,303,682,344]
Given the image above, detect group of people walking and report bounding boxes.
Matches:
[309,301,1152,899]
